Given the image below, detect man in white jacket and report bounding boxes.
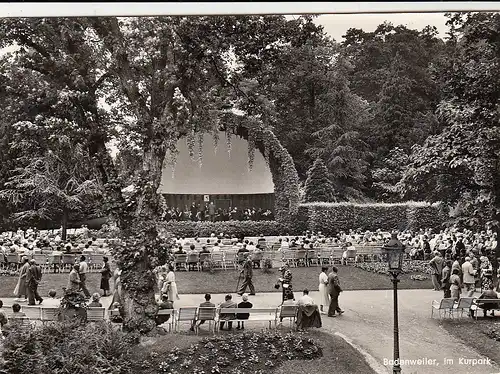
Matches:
[462,256,477,297]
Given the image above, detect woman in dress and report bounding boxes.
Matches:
[14,256,30,301]
[318,266,330,314]
[162,264,179,304]
[449,268,462,301]
[100,256,112,296]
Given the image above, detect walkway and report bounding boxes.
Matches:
[2,289,499,374]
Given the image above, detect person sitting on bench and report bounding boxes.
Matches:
[477,283,499,317]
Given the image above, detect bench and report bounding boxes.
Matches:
[431,298,455,318]
[157,309,176,332]
[215,307,278,331]
[473,298,500,319]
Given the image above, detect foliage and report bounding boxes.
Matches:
[297,202,446,235]
[0,321,142,374]
[158,220,286,238]
[371,147,410,202]
[354,260,434,276]
[400,12,500,232]
[154,331,322,374]
[303,158,336,203]
[59,290,89,310]
[341,22,444,162]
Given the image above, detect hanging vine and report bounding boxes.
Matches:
[186,129,196,161]
[226,129,232,157]
[212,126,220,154]
[247,132,256,171]
[198,132,204,168]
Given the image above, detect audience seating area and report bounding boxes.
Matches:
[0,252,107,273]
[431,297,500,319]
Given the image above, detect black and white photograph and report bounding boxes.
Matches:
[0,3,500,373]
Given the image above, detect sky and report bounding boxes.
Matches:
[315,13,450,41]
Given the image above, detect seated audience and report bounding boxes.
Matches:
[236,293,253,330]
[190,293,216,332]
[477,284,499,317]
[219,294,237,331]
[156,294,174,326]
[42,289,61,308]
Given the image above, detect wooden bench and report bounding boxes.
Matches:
[215,307,278,331]
[473,298,500,319]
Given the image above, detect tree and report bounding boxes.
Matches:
[305,57,372,201]
[0,123,100,239]
[371,147,410,202]
[0,16,306,333]
[303,158,336,203]
[400,12,500,282]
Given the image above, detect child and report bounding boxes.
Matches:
[236,293,252,330]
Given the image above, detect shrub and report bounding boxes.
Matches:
[303,158,336,203]
[0,321,142,374]
[296,202,448,236]
[158,220,285,238]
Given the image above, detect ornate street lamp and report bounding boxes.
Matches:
[382,231,406,374]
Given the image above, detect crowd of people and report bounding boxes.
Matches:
[161,202,274,222]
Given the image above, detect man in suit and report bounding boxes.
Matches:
[237,253,256,296]
[208,202,216,222]
[429,251,444,291]
[219,294,237,331]
[462,256,477,297]
[327,266,344,317]
[26,259,43,305]
[190,293,216,332]
[79,255,91,298]
[477,283,499,317]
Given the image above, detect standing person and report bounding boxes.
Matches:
[26,259,43,305]
[277,263,294,303]
[441,260,452,298]
[67,264,81,292]
[162,265,179,304]
[450,268,462,301]
[236,293,253,330]
[14,256,30,302]
[237,253,256,296]
[318,267,330,314]
[110,267,123,306]
[327,266,344,317]
[429,252,444,291]
[100,256,112,297]
[208,201,216,222]
[462,256,477,297]
[78,255,91,298]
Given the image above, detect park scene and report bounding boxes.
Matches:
[0,10,500,374]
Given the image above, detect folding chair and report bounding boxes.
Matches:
[186,253,200,271]
[279,305,298,329]
[282,250,296,267]
[196,307,217,334]
[294,250,307,267]
[453,297,476,318]
[431,298,455,318]
[176,307,198,332]
[87,307,106,322]
[210,252,225,270]
[174,254,188,271]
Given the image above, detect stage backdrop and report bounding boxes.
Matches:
[159,132,275,211]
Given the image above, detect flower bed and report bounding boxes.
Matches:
[354,260,432,278]
[156,331,322,374]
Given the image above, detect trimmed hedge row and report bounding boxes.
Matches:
[158,220,286,238]
[296,202,447,236]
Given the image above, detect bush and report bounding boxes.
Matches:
[303,158,336,203]
[0,321,142,374]
[158,220,286,238]
[296,202,447,236]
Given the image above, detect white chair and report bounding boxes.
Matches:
[431,298,455,318]
[21,305,41,320]
[87,307,106,322]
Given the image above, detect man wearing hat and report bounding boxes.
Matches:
[26,259,43,305]
[237,252,256,296]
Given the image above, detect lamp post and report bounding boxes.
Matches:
[382,232,405,374]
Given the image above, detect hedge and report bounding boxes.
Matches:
[295,202,448,236]
[158,220,286,238]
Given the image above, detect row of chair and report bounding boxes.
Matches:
[169,305,299,334]
[431,297,500,319]
[7,305,109,327]
[0,253,106,273]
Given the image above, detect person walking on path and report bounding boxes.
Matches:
[237,253,256,296]
[162,265,180,304]
[78,255,91,298]
[67,264,81,292]
[13,256,30,302]
[462,256,477,297]
[441,260,452,299]
[318,266,330,314]
[429,251,444,291]
[100,256,112,297]
[26,259,43,305]
[327,266,344,317]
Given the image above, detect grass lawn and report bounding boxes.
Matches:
[0,265,432,298]
[134,329,375,374]
[440,318,500,366]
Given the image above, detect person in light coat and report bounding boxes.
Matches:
[462,256,477,297]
